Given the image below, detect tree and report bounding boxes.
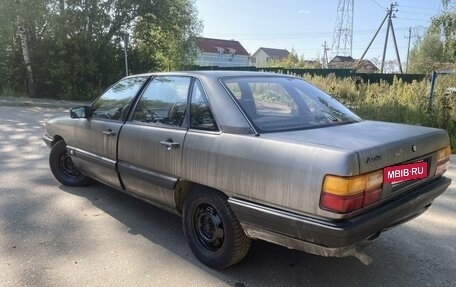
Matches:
[432,0,456,62]
[131,0,202,72]
[405,0,456,74]
[408,30,451,73]
[371,58,401,73]
[265,48,321,69]
[0,0,202,99]
[0,0,49,96]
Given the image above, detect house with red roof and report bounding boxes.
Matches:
[196,37,250,67]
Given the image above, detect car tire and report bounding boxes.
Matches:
[49,140,91,186]
[182,187,251,269]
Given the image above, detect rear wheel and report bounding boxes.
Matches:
[49,140,91,186]
[182,187,251,269]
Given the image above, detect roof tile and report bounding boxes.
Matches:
[197,37,250,56]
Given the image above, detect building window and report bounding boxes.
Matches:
[216,47,224,58]
[251,57,256,64]
[228,48,236,59]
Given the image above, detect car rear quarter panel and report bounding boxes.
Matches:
[181,131,359,218]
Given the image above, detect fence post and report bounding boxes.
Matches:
[428,71,437,110]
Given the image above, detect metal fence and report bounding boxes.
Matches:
[355,73,427,84]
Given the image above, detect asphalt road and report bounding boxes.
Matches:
[1,106,455,287]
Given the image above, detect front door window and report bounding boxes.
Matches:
[131,76,191,127]
[92,76,148,121]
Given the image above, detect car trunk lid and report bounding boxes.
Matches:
[263,120,449,174]
[261,120,449,217]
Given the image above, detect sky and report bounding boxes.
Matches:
[194,0,442,64]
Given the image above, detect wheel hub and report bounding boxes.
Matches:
[194,204,224,251]
[59,152,80,177]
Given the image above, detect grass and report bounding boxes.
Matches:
[0,87,27,98]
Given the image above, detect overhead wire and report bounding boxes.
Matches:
[401,5,437,10]
[371,0,386,10]
[399,10,435,16]
[205,27,412,41]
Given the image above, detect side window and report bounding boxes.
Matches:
[225,82,242,98]
[132,76,190,127]
[248,82,298,116]
[92,76,148,121]
[190,81,218,131]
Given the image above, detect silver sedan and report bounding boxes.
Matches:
[43,71,452,268]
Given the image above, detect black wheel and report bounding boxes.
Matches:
[182,187,251,269]
[49,140,91,186]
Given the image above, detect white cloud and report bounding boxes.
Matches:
[297,9,311,15]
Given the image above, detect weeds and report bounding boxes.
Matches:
[0,87,27,98]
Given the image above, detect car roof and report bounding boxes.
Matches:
[125,70,296,80]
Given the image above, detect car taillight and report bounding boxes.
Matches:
[320,170,383,213]
[435,145,451,175]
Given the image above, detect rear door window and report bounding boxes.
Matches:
[190,80,218,131]
[222,76,361,132]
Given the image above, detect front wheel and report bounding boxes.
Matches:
[182,187,251,269]
[49,140,91,186]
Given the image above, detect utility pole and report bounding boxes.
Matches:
[123,33,129,76]
[356,2,403,73]
[380,4,393,73]
[357,13,388,64]
[322,41,330,68]
[404,26,426,73]
[406,27,412,73]
[381,2,402,73]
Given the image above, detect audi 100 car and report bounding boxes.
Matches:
[43,71,452,268]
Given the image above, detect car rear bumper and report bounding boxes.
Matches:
[229,176,451,252]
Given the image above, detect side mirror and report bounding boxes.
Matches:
[70,106,94,119]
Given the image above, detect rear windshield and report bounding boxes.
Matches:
[221,76,361,132]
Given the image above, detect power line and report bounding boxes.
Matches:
[401,5,437,10]
[400,10,435,16]
[371,0,385,10]
[293,45,408,51]
[205,27,413,37]
[395,17,431,21]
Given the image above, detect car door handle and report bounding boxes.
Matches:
[102,129,116,136]
[160,140,180,150]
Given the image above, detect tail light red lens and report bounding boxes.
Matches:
[363,188,382,206]
[320,170,383,213]
[320,193,364,213]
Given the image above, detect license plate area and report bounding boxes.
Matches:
[383,161,428,184]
